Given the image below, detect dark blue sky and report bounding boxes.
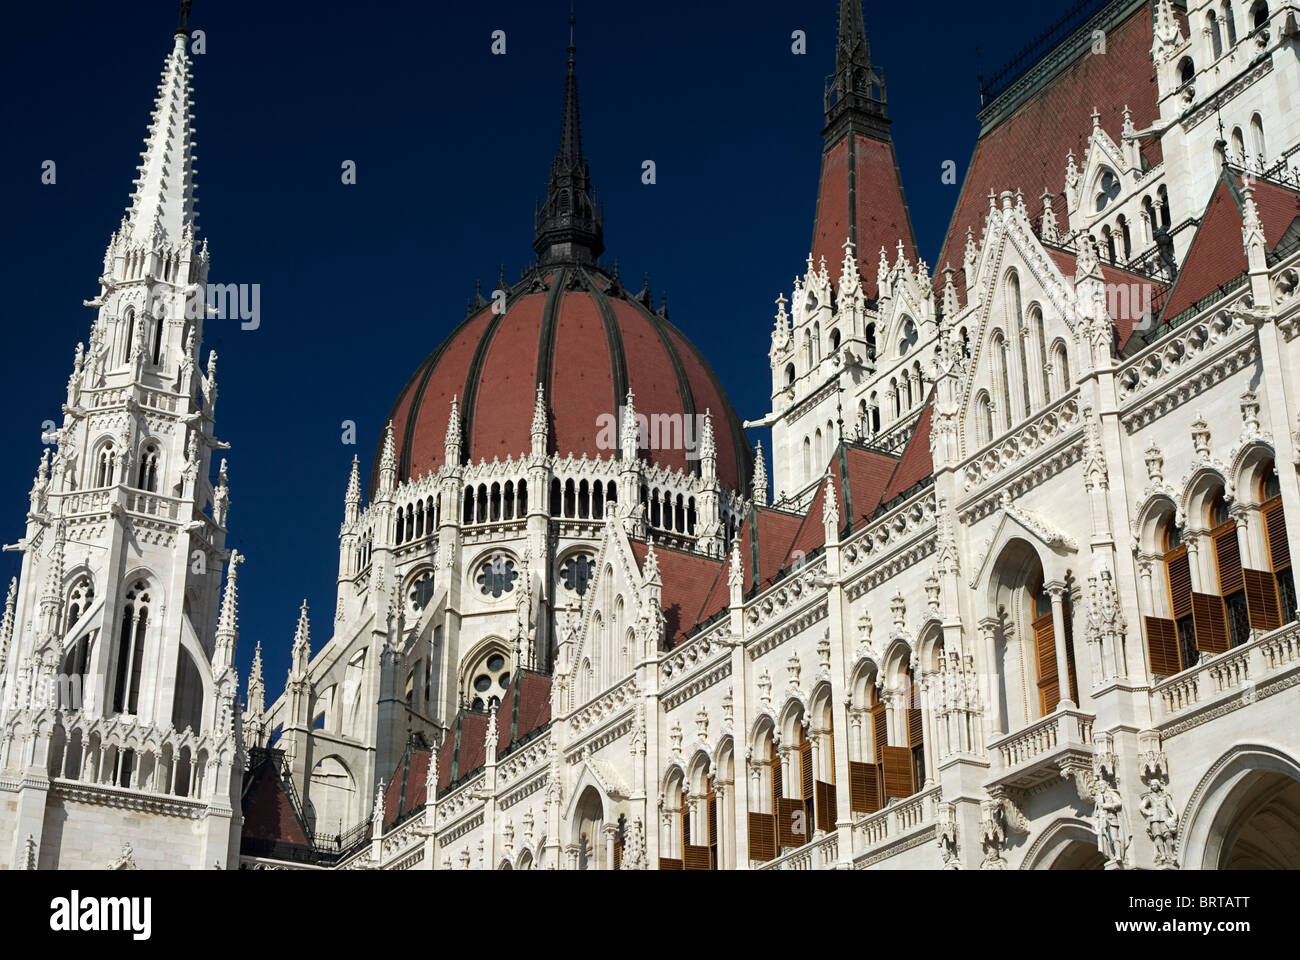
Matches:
[0,0,1081,702]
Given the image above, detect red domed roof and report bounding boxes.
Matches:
[374,264,751,494]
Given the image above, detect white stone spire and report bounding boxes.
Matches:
[752,441,768,506]
[0,577,16,674]
[125,32,199,245]
[344,455,361,523]
[378,421,397,496]
[531,383,548,457]
[213,549,241,670]
[246,641,265,717]
[291,599,312,677]
[445,396,462,466]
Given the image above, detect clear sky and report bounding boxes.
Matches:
[0,0,1084,703]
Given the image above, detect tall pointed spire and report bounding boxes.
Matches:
[124,15,199,245]
[533,11,604,266]
[344,455,361,523]
[825,0,888,140]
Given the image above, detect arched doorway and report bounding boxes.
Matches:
[1183,746,1300,869]
[1023,820,1105,870]
[572,785,604,870]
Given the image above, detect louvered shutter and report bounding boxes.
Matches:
[799,739,813,800]
[881,746,915,799]
[683,845,711,871]
[747,812,776,862]
[681,804,690,855]
[1243,568,1283,632]
[1034,611,1060,714]
[659,857,684,870]
[776,797,805,847]
[1192,592,1231,654]
[870,702,887,761]
[771,752,783,804]
[848,761,879,813]
[815,780,836,833]
[1213,520,1244,595]
[1144,616,1182,677]
[1264,497,1292,571]
[908,705,923,747]
[1166,546,1193,619]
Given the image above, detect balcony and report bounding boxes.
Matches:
[986,708,1095,792]
[1153,621,1300,725]
[758,830,839,870]
[849,785,941,866]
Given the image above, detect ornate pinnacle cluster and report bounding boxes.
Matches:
[643,543,660,584]
[621,390,639,460]
[246,640,265,717]
[531,383,548,456]
[344,455,361,523]
[728,542,745,596]
[445,396,462,463]
[378,421,397,495]
[0,577,17,673]
[821,474,840,531]
[214,549,242,666]
[290,600,311,677]
[699,409,716,463]
[752,442,768,505]
[38,521,67,638]
[1040,190,1059,243]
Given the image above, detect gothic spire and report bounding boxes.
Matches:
[533,12,604,266]
[214,550,241,667]
[824,0,888,142]
[344,455,361,523]
[246,640,265,717]
[290,600,312,677]
[124,14,199,246]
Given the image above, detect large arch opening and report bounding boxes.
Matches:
[1184,747,1300,869]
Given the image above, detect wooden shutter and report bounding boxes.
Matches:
[881,746,915,799]
[1166,546,1193,620]
[1213,521,1244,595]
[681,804,690,856]
[775,797,805,847]
[770,749,783,805]
[1034,611,1060,714]
[614,836,623,870]
[907,705,923,748]
[1144,616,1182,677]
[683,845,711,871]
[659,857,683,870]
[1243,568,1283,632]
[870,702,887,761]
[815,780,836,833]
[1264,497,1292,571]
[799,739,813,800]
[825,727,835,782]
[1192,592,1231,654]
[707,788,718,849]
[747,811,776,862]
[848,760,880,813]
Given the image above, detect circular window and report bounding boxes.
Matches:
[560,553,595,596]
[464,650,512,710]
[477,556,518,598]
[408,570,435,614]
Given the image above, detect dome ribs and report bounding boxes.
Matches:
[548,285,618,461]
[583,270,631,428]
[457,299,513,465]
[466,291,546,462]
[534,266,570,429]
[622,295,698,476]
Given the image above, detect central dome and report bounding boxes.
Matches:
[376,265,751,494]
[373,31,750,495]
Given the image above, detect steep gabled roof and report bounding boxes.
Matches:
[630,540,727,647]
[433,671,553,797]
[240,750,312,849]
[1159,172,1300,324]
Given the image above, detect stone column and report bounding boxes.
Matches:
[979,618,1003,739]
[1045,583,1075,709]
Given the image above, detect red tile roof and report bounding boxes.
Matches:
[811,133,917,300]
[1160,173,1300,322]
[433,671,554,796]
[880,400,934,503]
[240,753,311,847]
[376,267,751,495]
[630,540,727,647]
[937,4,1161,292]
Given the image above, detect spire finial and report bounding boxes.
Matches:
[825,1,887,136]
[178,0,193,34]
[534,13,604,266]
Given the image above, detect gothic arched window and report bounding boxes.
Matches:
[137,444,160,493]
[112,580,151,716]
